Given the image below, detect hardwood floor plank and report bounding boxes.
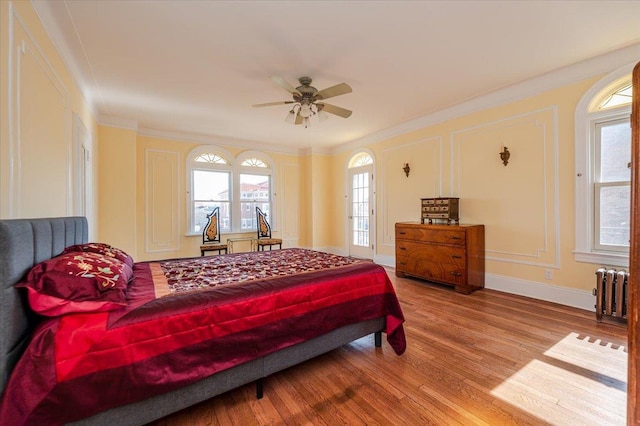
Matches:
[268,373,326,425]
[149,270,627,426]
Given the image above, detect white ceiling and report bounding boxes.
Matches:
[32,0,640,151]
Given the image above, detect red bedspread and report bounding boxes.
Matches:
[0,249,405,425]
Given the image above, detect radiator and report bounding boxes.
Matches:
[594,267,629,322]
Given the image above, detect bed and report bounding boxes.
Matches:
[0,217,406,425]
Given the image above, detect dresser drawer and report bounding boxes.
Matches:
[395,256,465,286]
[395,226,466,246]
[396,241,466,268]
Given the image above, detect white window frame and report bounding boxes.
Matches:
[235,150,276,231]
[593,117,631,253]
[186,145,234,235]
[187,147,276,235]
[574,64,633,267]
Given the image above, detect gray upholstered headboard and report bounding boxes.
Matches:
[0,217,88,394]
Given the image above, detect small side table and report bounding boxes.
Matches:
[227,237,257,253]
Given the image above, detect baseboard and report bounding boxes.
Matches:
[319,249,394,267]
[374,254,394,267]
[485,273,595,312]
[312,246,343,256]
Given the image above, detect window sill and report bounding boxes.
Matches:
[574,250,629,268]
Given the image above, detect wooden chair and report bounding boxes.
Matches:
[256,207,282,251]
[200,207,228,256]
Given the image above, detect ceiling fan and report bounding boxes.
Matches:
[252,76,352,128]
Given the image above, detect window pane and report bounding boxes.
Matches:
[194,153,228,164]
[194,170,229,201]
[240,174,270,230]
[351,171,369,247]
[193,170,230,233]
[599,120,631,183]
[193,202,231,233]
[599,185,630,247]
[240,174,270,201]
[349,152,373,168]
[599,84,632,110]
[240,158,267,167]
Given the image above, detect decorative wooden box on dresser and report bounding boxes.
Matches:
[395,222,485,294]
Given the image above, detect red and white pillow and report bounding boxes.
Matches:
[62,242,134,268]
[17,244,134,317]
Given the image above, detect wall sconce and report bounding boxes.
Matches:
[499,146,510,166]
[402,163,411,177]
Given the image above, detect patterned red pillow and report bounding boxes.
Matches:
[63,242,134,268]
[16,252,133,316]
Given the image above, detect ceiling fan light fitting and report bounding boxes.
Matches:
[285,108,296,124]
[299,103,312,118]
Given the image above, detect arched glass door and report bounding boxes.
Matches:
[348,152,374,259]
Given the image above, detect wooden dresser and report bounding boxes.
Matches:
[395,222,485,294]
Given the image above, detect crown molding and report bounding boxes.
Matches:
[330,42,640,155]
[137,127,303,156]
[300,147,331,156]
[97,115,138,131]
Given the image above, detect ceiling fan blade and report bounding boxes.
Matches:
[315,83,352,100]
[252,101,294,108]
[318,103,352,118]
[271,76,301,96]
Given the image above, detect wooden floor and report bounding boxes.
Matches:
[150,269,628,426]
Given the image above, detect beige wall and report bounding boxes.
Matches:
[299,154,312,248]
[98,126,137,256]
[327,77,603,303]
[309,153,333,249]
[0,1,98,235]
[95,131,303,261]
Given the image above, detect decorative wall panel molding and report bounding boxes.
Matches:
[9,4,71,218]
[451,107,560,267]
[145,149,180,253]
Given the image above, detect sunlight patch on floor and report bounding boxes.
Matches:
[544,332,627,383]
[491,332,627,425]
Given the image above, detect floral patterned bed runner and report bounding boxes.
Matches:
[152,248,362,297]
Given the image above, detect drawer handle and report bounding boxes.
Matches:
[450,236,462,240]
[399,231,406,235]
[450,272,462,276]
[451,255,462,259]
[399,247,407,251]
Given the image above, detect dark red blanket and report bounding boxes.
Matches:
[0,249,405,425]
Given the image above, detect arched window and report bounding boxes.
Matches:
[187,147,275,234]
[589,77,633,112]
[240,157,267,167]
[575,67,633,266]
[348,152,373,168]
[194,153,227,164]
[187,146,233,234]
[236,151,275,231]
